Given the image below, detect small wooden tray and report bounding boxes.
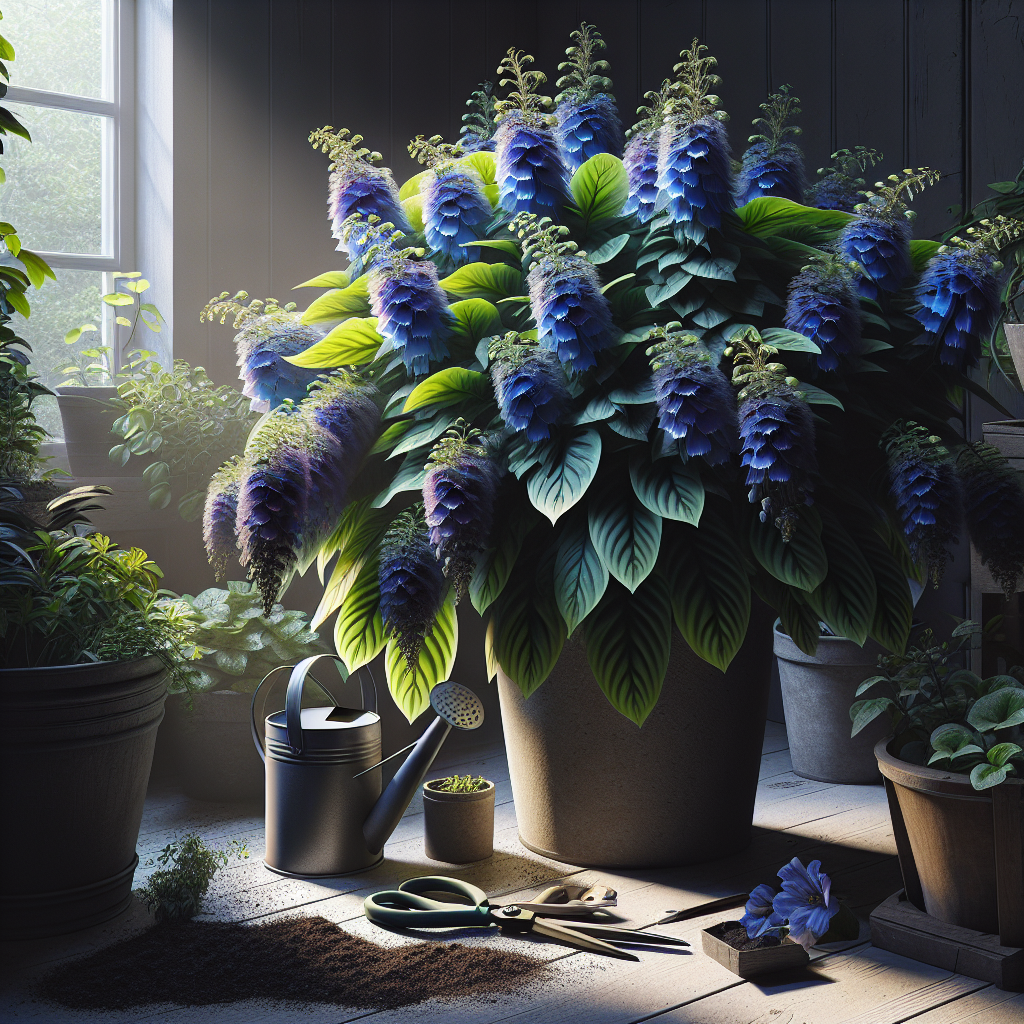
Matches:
[870,891,1023,991]
[701,925,810,978]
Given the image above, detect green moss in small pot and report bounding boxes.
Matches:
[423,775,495,863]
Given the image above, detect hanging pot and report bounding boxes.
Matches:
[0,657,167,938]
[497,604,774,868]
[773,623,888,784]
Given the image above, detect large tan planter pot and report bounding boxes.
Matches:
[0,657,167,938]
[1005,322,1024,384]
[876,737,1024,935]
[497,608,774,867]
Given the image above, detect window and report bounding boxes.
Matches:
[0,0,137,435]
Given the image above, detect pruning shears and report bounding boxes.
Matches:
[364,876,690,962]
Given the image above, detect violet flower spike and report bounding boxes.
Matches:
[783,254,862,373]
[735,85,805,205]
[203,457,243,581]
[378,508,447,670]
[772,858,840,949]
[490,331,570,442]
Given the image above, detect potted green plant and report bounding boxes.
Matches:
[159,582,328,801]
[0,490,196,938]
[197,29,1023,867]
[56,272,165,479]
[851,622,1024,938]
[422,774,495,863]
[107,359,258,519]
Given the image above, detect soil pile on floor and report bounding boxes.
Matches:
[38,915,546,1011]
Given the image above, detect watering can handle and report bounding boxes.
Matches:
[249,655,377,761]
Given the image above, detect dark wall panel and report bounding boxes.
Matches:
[173,0,1024,381]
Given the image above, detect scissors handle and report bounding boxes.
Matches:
[364,876,491,929]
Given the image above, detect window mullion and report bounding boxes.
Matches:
[4,85,116,118]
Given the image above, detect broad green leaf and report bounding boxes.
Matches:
[988,742,1023,767]
[334,554,387,672]
[629,451,704,524]
[439,262,521,302]
[526,428,602,524]
[749,513,828,592]
[470,505,541,614]
[553,519,609,634]
[387,410,459,459]
[736,196,854,245]
[285,316,383,367]
[449,297,503,343]
[313,499,390,627]
[457,150,496,184]
[910,239,942,273]
[17,249,55,288]
[300,276,372,324]
[570,153,629,225]
[385,592,458,722]
[669,518,751,672]
[971,761,1012,790]
[402,193,425,232]
[403,366,491,412]
[371,451,429,508]
[490,554,566,697]
[102,292,134,306]
[929,722,978,754]
[967,688,1024,732]
[460,239,521,259]
[589,489,662,593]
[850,696,894,737]
[760,327,822,354]
[794,382,844,409]
[293,270,351,290]
[587,233,630,264]
[584,575,673,726]
[851,521,913,654]
[399,168,431,200]
[807,509,877,645]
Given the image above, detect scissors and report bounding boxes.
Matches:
[363,876,690,962]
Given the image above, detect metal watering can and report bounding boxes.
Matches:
[251,654,484,877]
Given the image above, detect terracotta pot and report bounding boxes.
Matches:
[497,605,774,867]
[876,737,1024,934]
[773,623,887,784]
[165,690,265,802]
[422,779,495,863]
[0,657,167,938]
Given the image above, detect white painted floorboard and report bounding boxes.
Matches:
[0,720,1010,1024]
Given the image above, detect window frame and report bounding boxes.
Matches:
[4,0,135,273]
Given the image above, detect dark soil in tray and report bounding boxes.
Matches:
[707,920,783,951]
[38,915,546,1011]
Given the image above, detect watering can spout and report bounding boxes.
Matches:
[363,716,451,854]
[362,680,485,855]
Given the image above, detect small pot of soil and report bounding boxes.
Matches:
[875,737,1024,934]
[773,622,889,784]
[701,921,810,978]
[423,777,495,863]
[164,690,265,802]
[0,657,168,938]
[54,385,134,479]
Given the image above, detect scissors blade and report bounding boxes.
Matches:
[565,923,690,946]
[656,893,749,925]
[529,918,640,962]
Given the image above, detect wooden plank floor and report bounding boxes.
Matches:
[1,721,1016,1023]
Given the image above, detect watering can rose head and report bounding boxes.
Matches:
[198,27,1024,727]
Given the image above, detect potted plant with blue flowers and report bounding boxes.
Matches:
[196,26,1024,868]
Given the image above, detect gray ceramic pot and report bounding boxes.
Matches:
[773,622,888,784]
[497,604,774,868]
[166,690,264,801]
[423,779,495,863]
